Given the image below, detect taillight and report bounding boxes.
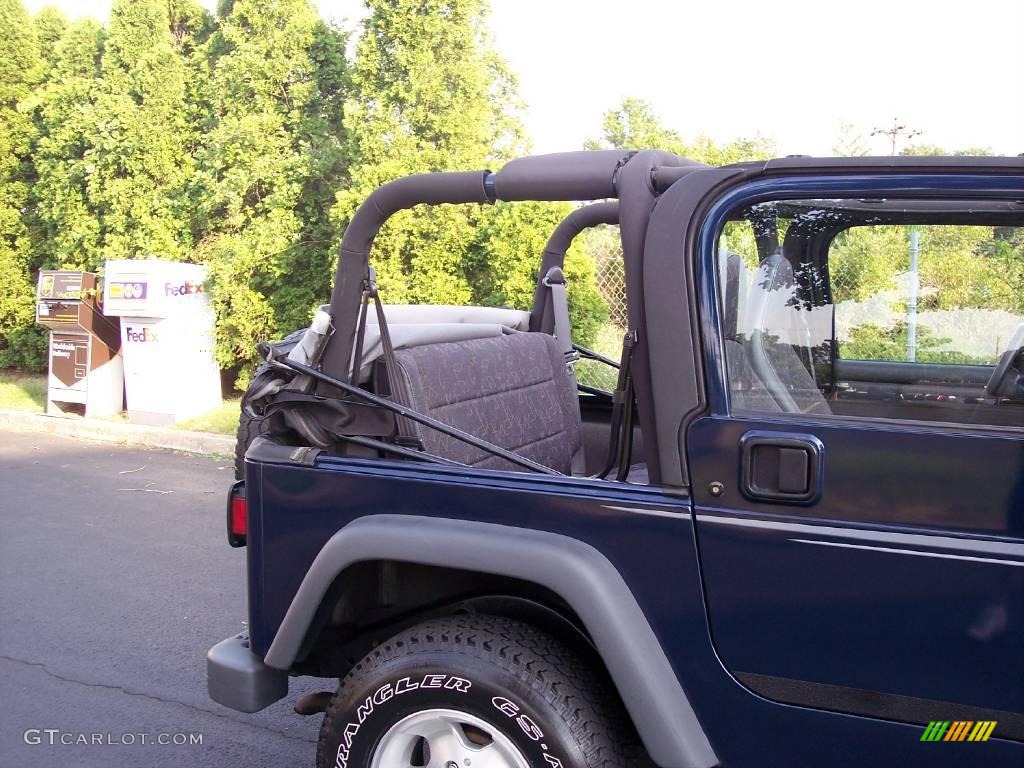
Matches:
[227,481,247,547]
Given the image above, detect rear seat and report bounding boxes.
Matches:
[390,332,584,474]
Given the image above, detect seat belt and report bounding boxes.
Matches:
[353,268,423,449]
[542,266,585,475]
[542,267,579,372]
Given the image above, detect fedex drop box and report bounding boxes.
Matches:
[103,260,222,425]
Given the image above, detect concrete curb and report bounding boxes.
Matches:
[0,409,235,456]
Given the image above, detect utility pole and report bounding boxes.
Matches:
[871,118,922,156]
[907,229,919,362]
[870,119,924,361]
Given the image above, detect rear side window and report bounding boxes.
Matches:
[716,199,1024,428]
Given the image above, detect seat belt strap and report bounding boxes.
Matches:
[363,268,422,449]
[542,267,579,370]
[543,266,585,475]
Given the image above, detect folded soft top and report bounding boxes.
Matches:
[352,304,531,382]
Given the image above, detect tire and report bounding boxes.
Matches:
[234,409,270,480]
[315,615,642,768]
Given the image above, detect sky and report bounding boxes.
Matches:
[23,0,1024,158]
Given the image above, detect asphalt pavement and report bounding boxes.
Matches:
[0,431,329,768]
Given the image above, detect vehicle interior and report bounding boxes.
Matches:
[247,193,650,483]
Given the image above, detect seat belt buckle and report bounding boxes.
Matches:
[564,349,580,372]
[541,266,565,287]
[363,266,379,294]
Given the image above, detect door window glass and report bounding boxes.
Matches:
[717,199,1024,427]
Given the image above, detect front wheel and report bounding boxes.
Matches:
[315,615,642,768]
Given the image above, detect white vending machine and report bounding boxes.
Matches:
[103,260,222,425]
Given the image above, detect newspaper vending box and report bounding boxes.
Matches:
[35,271,124,417]
[102,260,222,425]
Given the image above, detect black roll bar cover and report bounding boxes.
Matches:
[616,152,705,485]
[320,151,634,384]
[492,149,632,201]
[321,170,494,382]
[530,200,620,333]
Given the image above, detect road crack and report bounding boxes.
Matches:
[0,653,315,744]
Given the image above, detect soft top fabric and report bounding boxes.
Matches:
[366,304,530,329]
[349,304,531,382]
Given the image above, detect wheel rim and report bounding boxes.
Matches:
[369,708,531,768]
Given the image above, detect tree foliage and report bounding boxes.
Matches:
[333,0,604,345]
[334,0,521,307]
[193,0,349,384]
[0,0,43,368]
[585,97,776,165]
[6,0,1019,388]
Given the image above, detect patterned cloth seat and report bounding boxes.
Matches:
[390,332,584,474]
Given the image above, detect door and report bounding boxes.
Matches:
[688,177,1024,741]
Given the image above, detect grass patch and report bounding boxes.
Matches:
[174,398,241,435]
[0,372,46,412]
[0,370,240,435]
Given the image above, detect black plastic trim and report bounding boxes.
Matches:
[735,671,1024,742]
[739,430,824,504]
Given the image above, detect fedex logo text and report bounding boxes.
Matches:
[125,327,160,343]
[165,281,204,297]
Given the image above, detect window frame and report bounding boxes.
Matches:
[698,172,1024,435]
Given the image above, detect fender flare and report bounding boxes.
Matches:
[264,514,717,768]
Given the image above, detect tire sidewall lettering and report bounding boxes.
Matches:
[330,673,567,768]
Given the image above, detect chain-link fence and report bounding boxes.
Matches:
[576,225,626,391]
[590,226,628,330]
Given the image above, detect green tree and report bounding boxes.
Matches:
[88,0,195,264]
[832,122,869,157]
[335,0,524,306]
[27,19,107,273]
[585,97,775,165]
[467,201,606,344]
[194,0,350,385]
[584,97,688,154]
[901,143,994,157]
[333,0,603,345]
[0,0,44,369]
[32,5,67,71]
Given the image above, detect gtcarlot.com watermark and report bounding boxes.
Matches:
[24,729,203,747]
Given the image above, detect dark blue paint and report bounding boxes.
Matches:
[248,457,1022,765]
[687,171,1024,758]
[237,169,1024,766]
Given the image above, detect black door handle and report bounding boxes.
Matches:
[740,431,823,504]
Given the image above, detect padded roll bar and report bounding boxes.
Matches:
[321,151,634,383]
[322,171,494,382]
[530,201,620,333]
[493,150,632,201]
[616,152,702,485]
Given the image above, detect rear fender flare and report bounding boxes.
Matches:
[264,514,717,768]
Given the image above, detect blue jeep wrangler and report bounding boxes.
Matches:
[208,150,1024,767]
